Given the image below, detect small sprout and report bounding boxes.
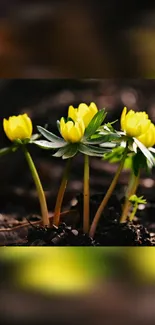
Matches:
[129,194,147,221]
[129,194,147,205]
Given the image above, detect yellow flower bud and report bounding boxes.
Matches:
[121,107,155,147]
[3,114,33,142]
[68,102,98,127]
[60,117,85,143]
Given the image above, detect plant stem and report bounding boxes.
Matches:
[23,146,49,227]
[129,202,138,221]
[120,170,140,223]
[53,158,72,226]
[125,171,135,198]
[89,145,128,238]
[83,154,90,233]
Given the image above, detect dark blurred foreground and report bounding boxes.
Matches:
[0,247,155,325]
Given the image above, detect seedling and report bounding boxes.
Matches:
[129,194,147,221]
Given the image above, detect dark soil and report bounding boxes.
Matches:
[1,193,155,246]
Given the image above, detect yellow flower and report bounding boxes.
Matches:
[121,107,155,147]
[60,117,85,143]
[68,102,98,128]
[3,114,33,142]
[137,122,155,147]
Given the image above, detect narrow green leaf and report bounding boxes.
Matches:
[84,109,107,138]
[98,120,118,133]
[133,138,155,166]
[62,144,79,159]
[33,140,66,149]
[37,125,63,143]
[52,144,78,159]
[52,145,70,157]
[84,133,121,145]
[100,142,116,148]
[149,147,155,154]
[57,120,60,133]
[79,143,110,157]
[0,146,17,157]
[30,133,41,141]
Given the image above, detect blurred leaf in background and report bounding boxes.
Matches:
[0,247,155,296]
[0,247,108,294]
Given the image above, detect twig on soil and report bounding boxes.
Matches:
[0,210,78,232]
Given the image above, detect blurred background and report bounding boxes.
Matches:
[0,0,155,77]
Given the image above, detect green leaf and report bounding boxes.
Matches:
[30,133,41,141]
[57,120,60,133]
[98,120,118,133]
[79,143,110,157]
[37,126,63,143]
[0,146,15,157]
[132,151,148,176]
[33,140,66,149]
[84,109,107,138]
[52,145,70,157]
[133,138,155,166]
[103,146,126,163]
[123,155,133,170]
[100,142,117,148]
[62,144,79,159]
[53,144,78,159]
[83,133,120,145]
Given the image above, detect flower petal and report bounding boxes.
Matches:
[22,114,33,138]
[78,103,89,117]
[89,102,98,114]
[120,107,127,131]
[76,119,85,135]
[60,117,69,142]
[68,106,78,122]
[3,118,14,141]
[69,125,81,142]
[138,123,155,147]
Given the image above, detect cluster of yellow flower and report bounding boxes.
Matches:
[1,104,155,240]
[3,104,155,149]
[59,103,98,143]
